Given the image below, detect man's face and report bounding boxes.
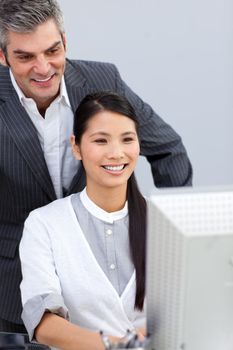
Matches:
[0,19,66,110]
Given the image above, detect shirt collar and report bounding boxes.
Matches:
[80,188,128,224]
[9,70,71,108]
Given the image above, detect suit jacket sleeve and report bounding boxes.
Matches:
[112,66,193,187]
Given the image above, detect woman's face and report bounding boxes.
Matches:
[71,110,140,194]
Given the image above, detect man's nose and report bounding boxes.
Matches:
[33,56,50,75]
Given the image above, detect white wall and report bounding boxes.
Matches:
[58,0,233,195]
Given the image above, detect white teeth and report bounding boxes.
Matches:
[104,165,124,171]
[34,76,52,82]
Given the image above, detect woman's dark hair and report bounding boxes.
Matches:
[74,91,147,310]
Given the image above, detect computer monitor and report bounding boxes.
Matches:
[146,186,233,350]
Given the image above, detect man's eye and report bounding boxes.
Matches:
[48,48,59,55]
[47,47,61,55]
[17,55,33,61]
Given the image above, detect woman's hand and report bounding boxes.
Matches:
[136,327,147,339]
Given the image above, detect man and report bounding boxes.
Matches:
[0,0,192,333]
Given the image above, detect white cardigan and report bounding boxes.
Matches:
[20,194,145,338]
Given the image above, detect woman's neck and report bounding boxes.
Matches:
[86,184,127,213]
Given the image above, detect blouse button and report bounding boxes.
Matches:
[106,229,112,236]
[110,264,116,270]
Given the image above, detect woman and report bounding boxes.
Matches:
[19,92,147,350]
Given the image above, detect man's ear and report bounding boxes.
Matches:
[0,49,8,66]
[61,33,67,52]
[70,134,82,160]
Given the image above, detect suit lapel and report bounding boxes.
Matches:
[64,60,91,194]
[64,59,95,113]
[0,61,93,200]
[0,69,56,200]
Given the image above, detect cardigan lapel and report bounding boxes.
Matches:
[0,69,56,200]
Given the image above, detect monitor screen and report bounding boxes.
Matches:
[146,186,233,350]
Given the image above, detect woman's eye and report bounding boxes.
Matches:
[123,137,134,143]
[94,139,107,144]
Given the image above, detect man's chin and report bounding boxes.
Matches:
[33,85,60,99]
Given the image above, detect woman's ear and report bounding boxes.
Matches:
[70,135,82,160]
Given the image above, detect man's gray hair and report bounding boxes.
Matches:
[0,0,65,52]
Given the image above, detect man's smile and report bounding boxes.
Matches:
[31,73,56,83]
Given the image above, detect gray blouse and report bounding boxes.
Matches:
[71,192,134,296]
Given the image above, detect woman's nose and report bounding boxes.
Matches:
[107,144,124,159]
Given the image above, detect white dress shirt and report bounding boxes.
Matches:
[10,70,79,198]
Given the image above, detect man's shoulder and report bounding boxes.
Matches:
[0,65,13,103]
[65,58,121,90]
[65,58,119,80]
[0,64,10,82]
[0,63,9,73]
[67,58,117,71]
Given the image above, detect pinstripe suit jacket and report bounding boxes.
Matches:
[0,59,192,325]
